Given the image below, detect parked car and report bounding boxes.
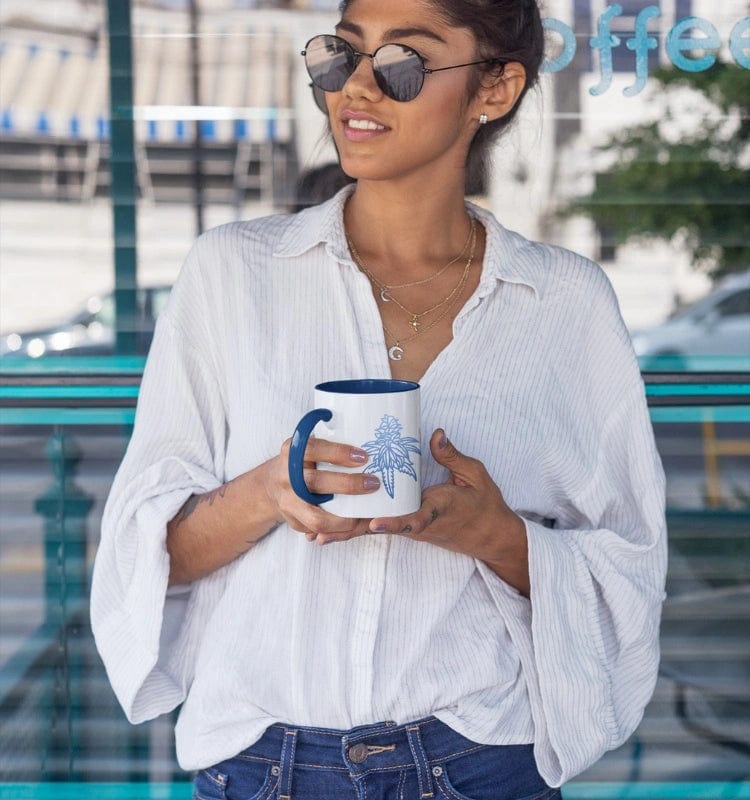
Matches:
[0,285,172,358]
[631,271,750,369]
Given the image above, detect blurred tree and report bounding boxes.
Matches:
[569,64,750,279]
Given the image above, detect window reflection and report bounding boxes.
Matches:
[0,0,748,789]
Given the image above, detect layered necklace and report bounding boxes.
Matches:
[347,217,477,362]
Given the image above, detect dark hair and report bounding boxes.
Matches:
[337,0,545,191]
[291,162,355,212]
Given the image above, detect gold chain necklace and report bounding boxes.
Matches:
[348,217,476,334]
[358,216,476,299]
[349,222,478,362]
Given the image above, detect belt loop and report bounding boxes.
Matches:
[405,724,434,799]
[278,728,298,800]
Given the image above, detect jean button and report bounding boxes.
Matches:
[432,766,443,777]
[348,743,369,763]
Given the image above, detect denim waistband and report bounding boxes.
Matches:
[237,716,531,775]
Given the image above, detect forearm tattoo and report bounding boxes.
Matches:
[175,485,227,525]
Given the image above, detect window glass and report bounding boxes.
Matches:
[716,289,750,318]
[0,0,748,791]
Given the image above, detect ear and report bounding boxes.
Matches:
[475,62,527,123]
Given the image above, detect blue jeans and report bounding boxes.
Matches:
[192,716,561,800]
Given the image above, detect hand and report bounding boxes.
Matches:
[262,437,380,542]
[368,429,530,595]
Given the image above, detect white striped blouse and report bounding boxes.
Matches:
[90,186,667,786]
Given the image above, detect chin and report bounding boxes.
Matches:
[336,152,407,183]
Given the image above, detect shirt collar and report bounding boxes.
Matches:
[467,202,546,300]
[274,184,355,264]
[274,184,546,299]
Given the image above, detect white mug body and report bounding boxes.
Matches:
[290,379,421,518]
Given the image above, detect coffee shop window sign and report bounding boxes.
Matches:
[543,2,750,96]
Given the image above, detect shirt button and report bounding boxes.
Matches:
[348,743,369,763]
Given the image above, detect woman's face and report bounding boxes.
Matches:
[325,0,487,186]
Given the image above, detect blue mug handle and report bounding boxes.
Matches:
[288,408,334,505]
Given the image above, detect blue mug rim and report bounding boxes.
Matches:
[315,379,419,394]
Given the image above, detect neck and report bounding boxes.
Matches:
[344,177,473,280]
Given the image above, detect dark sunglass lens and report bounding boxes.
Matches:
[304,36,355,93]
[374,45,424,102]
[309,82,328,115]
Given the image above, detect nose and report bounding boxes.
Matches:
[343,53,384,101]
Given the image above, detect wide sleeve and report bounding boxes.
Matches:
[90,246,228,724]
[475,254,667,786]
[477,369,667,787]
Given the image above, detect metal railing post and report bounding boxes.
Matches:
[107,0,138,354]
[34,431,93,779]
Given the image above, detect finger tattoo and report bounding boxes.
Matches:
[430,507,440,523]
[401,524,413,534]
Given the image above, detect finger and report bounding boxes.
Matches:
[430,429,484,487]
[315,519,372,546]
[305,439,370,467]
[283,512,315,536]
[368,500,440,537]
[283,501,360,535]
[303,467,380,497]
[281,437,369,468]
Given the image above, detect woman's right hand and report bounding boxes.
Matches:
[261,437,380,542]
[167,437,380,584]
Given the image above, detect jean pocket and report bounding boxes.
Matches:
[224,761,279,800]
[193,768,228,800]
[194,761,279,800]
[433,763,561,800]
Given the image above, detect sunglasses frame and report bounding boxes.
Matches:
[302,34,508,103]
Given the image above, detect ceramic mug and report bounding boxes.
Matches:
[288,379,422,518]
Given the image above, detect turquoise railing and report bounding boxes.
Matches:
[1,357,748,798]
[0,779,748,799]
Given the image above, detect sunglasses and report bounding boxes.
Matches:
[302,34,507,103]
[309,81,329,115]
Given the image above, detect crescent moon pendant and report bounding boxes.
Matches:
[380,288,391,302]
[388,345,404,361]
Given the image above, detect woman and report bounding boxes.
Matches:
[91,0,667,798]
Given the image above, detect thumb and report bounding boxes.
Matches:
[430,429,473,486]
[431,429,460,462]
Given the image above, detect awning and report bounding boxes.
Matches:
[0,20,294,144]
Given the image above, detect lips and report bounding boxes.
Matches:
[340,110,390,140]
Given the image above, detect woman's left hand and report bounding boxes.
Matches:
[316,429,531,597]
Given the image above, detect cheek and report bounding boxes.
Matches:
[419,77,474,123]
[406,94,472,146]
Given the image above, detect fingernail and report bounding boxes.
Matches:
[363,475,380,491]
[350,448,368,463]
[438,432,448,449]
[371,523,389,533]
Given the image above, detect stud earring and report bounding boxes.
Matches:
[479,113,488,125]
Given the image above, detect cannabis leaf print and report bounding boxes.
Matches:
[361,414,421,499]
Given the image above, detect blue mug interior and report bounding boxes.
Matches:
[316,379,419,394]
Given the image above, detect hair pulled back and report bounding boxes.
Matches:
[337,0,545,191]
